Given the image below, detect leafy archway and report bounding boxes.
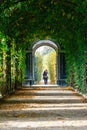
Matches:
[0,0,87,95]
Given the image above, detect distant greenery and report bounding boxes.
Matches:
[34,51,43,83]
[48,51,56,84]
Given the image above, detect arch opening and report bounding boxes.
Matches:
[34,45,57,85]
[32,40,59,85]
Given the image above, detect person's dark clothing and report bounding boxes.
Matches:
[43,70,48,84]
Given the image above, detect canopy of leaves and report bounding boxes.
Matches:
[0,0,87,93]
[0,0,86,45]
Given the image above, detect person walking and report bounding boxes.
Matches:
[43,69,48,84]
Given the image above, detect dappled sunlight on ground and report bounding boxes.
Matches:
[0,86,87,130]
[0,119,87,130]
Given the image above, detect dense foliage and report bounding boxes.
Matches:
[0,0,87,95]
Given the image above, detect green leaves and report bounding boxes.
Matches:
[0,0,87,93]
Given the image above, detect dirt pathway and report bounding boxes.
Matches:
[0,85,87,130]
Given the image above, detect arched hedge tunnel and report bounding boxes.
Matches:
[0,0,87,96]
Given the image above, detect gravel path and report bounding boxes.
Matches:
[0,85,87,130]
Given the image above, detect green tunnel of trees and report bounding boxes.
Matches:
[0,0,87,96]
